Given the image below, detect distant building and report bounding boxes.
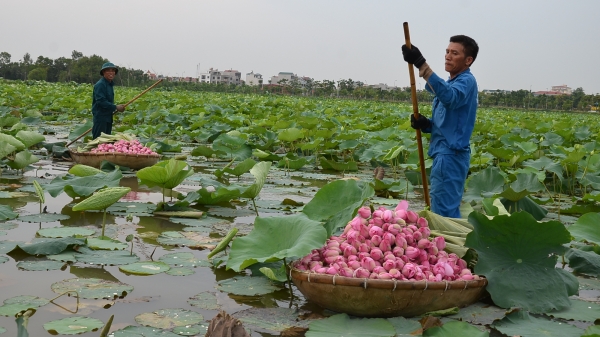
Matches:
[551,85,572,95]
[269,72,298,85]
[368,83,393,91]
[199,68,241,85]
[533,90,563,97]
[246,71,263,86]
[481,89,511,94]
[144,70,157,80]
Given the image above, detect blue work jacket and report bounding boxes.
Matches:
[92,77,117,122]
[423,68,478,158]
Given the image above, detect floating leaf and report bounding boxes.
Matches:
[16,260,65,271]
[569,212,600,245]
[385,316,422,336]
[465,211,575,313]
[106,201,157,216]
[135,308,203,329]
[45,168,122,198]
[17,213,70,223]
[445,302,507,326]
[0,205,18,220]
[463,167,505,202]
[302,179,374,236]
[37,227,95,238]
[51,278,134,300]
[234,307,312,332]
[546,298,600,322]
[217,276,283,296]
[0,295,49,317]
[111,325,180,336]
[9,237,86,256]
[165,267,194,276]
[226,213,326,271]
[158,252,209,268]
[76,249,140,266]
[565,248,600,277]
[119,261,170,275]
[423,320,488,337]
[187,292,220,310]
[43,316,103,335]
[86,237,128,250]
[156,231,219,249]
[491,310,583,337]
[305,313,395,337]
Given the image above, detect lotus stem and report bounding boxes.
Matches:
[252,198,258,217]
[101,208,107,237]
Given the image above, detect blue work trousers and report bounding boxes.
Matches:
[429,151,470,218]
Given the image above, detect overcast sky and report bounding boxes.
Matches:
[2,1,599,93]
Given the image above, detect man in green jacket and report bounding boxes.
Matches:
[92,62,125,139]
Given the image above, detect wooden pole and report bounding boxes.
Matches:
[403,22,431,208]
[66,79,163,147]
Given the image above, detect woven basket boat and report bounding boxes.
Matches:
[69,149,160,170]
[291,266,487,318]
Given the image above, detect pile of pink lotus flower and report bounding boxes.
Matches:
[89,139,157,155]
[295,201,479,282]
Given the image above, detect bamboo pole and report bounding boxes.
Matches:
[403,22,431,208]
[66,79,163,147]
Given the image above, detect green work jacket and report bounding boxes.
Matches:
[92,77,116,122]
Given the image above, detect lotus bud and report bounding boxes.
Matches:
[460,268,472,277]
[460,273,475,281]
[400,255,410,263]
[348,260,361,270]
[405,233,415,245]
[340,241,350,250]
[350,217,363,231]
[402,262,417,278]
[365,239,374,248]
[418,250,429,264]
[326,240,340,249]
[443,262,454,276]
[420,260,430,272]
[378,272,393,279]
[414,271,426,281]
[457,258,467,270]
[394,235,407,249]
[406,211,419,224]
[347,254,358,262]
[358,243,370,253]
[370,248,384,261]
[428,246,439,256]
[309,261,323,271]
[326,266,338,275]
[342,223,352,236]
[382,210,394,223]
[419,226,431,238]
[295,264,308,271]
[412,230,423,241]
[416,217,428,229]
[361,257,376,271]
[383,259,396,271]
[381,223,390,232]
[357,252,370,260]
[395,200,409,211]
[316,267,328,274]
[402,227,413,236]
[395,217,407,226]
[369,226,383,238]
[405,246,420,260]
[434,236,446,250]
[351,240,361,250]
[360,225,370,238]
[394,258,405,270]
[339,267,354,278]
[383,252,395,262]
[372,209,384,219]
[373,266,386,274]
[382,232,395,243]
[323,250,340,264]
[343,245,357,258]
[407,224,419,233]
[369,272,379,279]
[370,235,382,247]
[379,239,392,253]
[417,238,432,249]
[300,255,313,265]
[388,223,401,235]
[374,217,385,226]
[358,206,371,219]
[437,251,449,260]
[393,246,404,257]
[346,229,359,243]
[353,267,370,278]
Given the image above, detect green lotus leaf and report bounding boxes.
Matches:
[37,227,95,238]
[241,161,271,199]
[301,179,374,236]
[499,195,548,220]
[582,325,600,337]
[277,156,308,170]
[68,120,93,141]
[119,261,170,275]
[0,295,50,317]
[43,316,104,335]
[305,313,395,337]
[187,292,220,310]
[76,249,140,266]
[492,310,583,337]
[106,201,157,216]
[0,222,18,231]
[16,260,66,271]
[86,237,128,250]
[0,142,17,159]
[445,302,507,326]
[465,211,575,313]
[319,157,358,171]
[217,275,283,296]
[111,325,180,337]
[568,212,600,245]
[7,150,39,170]
[17,213,70,223]
[277,128,304,142]
[158,252,209,268]
[422,320,488,337]
[546,298,600,322]
[51,278,134,300]
[565,248,600,277]
[72,187,131,212]
[0,133,25,151]
[386,316,424,336]
[135,308,203,329]
[0,326,5,333]
[156,231,219,249]
[499,172,545,201]
[0,205,18,220]
[221,157,256,178]
[136,158,194,190]
[212,133,252,160]
[190,145,226,158]
[522,156,564,183]
[68,164,104,177]
[44,168,122,198]
[463,166,505,202]
[15,130,45,148]
[226,213,326,271]
[165,267,195,276]
[234,307,312,332]
[9,237,86,256]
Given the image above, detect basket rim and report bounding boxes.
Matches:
[291,266,487,291]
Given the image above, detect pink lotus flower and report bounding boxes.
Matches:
[326,266,338,275]
[353,268,370,278]
[373,266,386,274]
[378,272,393,279]
[350,217,363,231]
[370,235,382,247]
[382,210,394,223]
[316,267,328,274]
[382,232,395,244]
[394,235,407,249]
[372,209,384,219]
[378,239,392,253]
[402,262,417,278]
[393,246,405,257]
[419,227,431,238]
[417,238,432,249]
[369,272,379,279]
[434,236,446,250]
[358,206,371,219]
[369,226,383,238]
[383,259,396,271]
[361,257,376,271]
[413,230,423,241]
[339,267,354,278]
[395,200,409,211]
[370,248,383,261]
[358,243,370,253]
[388,223,401,235]
[416,217,429,228]
[348,260,361,270]
[343,245,357,258]
[406,211,419,224]
[405,246,420,260]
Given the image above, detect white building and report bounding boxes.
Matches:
[199,68,241,85]
[551,85,572,95]
[368,83,393,91]
[246,71,263,86]
[269,72,298,85]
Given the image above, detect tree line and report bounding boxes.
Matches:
[1,50,598,111]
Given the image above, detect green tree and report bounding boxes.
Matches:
[27,67,47,81]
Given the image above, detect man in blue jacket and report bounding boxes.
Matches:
[92,62,125,139]
[402,35,479,218]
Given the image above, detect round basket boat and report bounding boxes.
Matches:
[291,266,487,318]
[68,149,160,170]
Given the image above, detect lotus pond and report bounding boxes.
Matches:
[0,80,600,336]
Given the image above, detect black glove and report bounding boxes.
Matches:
[402,44,426,68]
[410,114,431,130]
